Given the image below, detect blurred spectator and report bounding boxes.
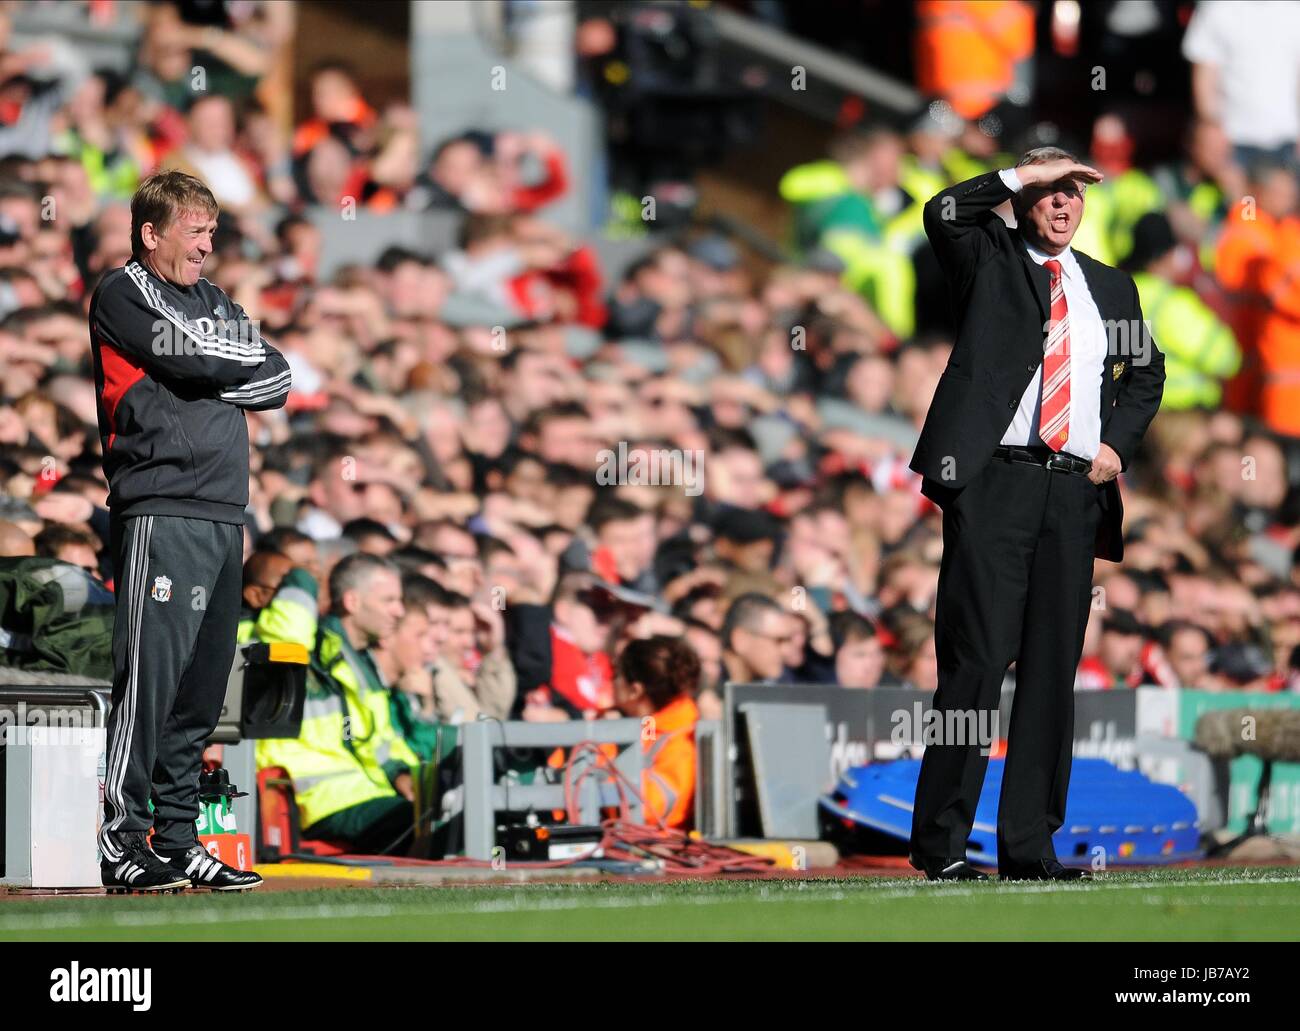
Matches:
[1077,609,1148,690]
[831,611,895,689]
[779,126,917,336]
[914,2,1034,120]
[162,94,263,215]
[508,571,618,720]
[1149,118,1243,264]
[1215,158,1300,434]
[1183,0,1300,169]
[0,13,89,159]
[54,69,142,200]
[0,518,34,556]
[721,592,790,684]
[614,635,700,828]
[1157,619,1218,691]
[415,130,568,215]
[887,611,938,692]
[32,521,98,571]
[291,61,415,212]
[1125,211,1240,412]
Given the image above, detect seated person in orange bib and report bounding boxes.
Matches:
[613,635,701,829]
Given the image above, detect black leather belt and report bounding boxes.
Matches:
[992,444,1093,476]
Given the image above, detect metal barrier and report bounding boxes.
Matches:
[0,684,109,718]
[458,717,646,861]
[693,719,725,839]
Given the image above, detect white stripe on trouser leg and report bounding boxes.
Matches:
[118,516,154,848]
[102,516,152,861]
[108,517,146,858]
[109,515,151,859]
[100,517,143,861]
[129,518,155,838]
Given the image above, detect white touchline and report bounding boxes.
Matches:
[1,873,1298,933]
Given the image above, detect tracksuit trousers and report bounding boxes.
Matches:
[98,513,244,862]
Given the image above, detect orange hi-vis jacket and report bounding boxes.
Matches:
[915,1,1034,119]
[1217,203,1300,433]
[641,694,699,829]
[544,695,698,828]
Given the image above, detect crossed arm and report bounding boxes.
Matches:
[93,270,291,411]
[217,341,291,411]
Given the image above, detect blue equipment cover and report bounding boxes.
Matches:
[820,758,1202,866]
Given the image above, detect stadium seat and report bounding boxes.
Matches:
[256,767,349,860]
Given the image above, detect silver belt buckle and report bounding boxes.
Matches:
[1045,452,1068,473]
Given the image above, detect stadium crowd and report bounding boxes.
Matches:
[2,2,1300,847]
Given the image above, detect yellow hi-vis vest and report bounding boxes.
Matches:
[941,148,1012,185]
[311,618,422,775]
[780,159,917,337]
[237,567,319,647]
[255,610,419,830]
[1073,183,1117,267]
[1188,180,1226,273]
[255,670,399,830]
[1104,169,1166,266]
[889,159,946,256]
[1134,271,1241,410]
[823,227,918,339]
[899,157,947,208]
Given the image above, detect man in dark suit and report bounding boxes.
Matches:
[907,149,1165,881]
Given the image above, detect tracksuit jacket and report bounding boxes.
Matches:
[89,258,291,525]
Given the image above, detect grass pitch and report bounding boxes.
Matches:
[2,866,1297,941]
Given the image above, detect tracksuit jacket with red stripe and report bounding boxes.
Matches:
[88,259,291,525]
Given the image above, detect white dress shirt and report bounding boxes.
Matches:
[997,168,1108,461]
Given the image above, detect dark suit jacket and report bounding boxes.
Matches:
[909,171,1166,562]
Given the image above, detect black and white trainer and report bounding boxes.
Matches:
[155,843,263,892]
[101,833,192,894]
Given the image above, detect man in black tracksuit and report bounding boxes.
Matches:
[89,171,290,892]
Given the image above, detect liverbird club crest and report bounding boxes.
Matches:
[150,575,173,603]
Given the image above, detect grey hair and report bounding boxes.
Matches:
[1016,146,1081,167]
[328,553,399,611]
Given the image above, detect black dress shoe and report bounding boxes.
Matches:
[911,854,990,881]
[999,858,1092,882]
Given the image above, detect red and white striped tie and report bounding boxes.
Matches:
[1039,258,1071,451]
